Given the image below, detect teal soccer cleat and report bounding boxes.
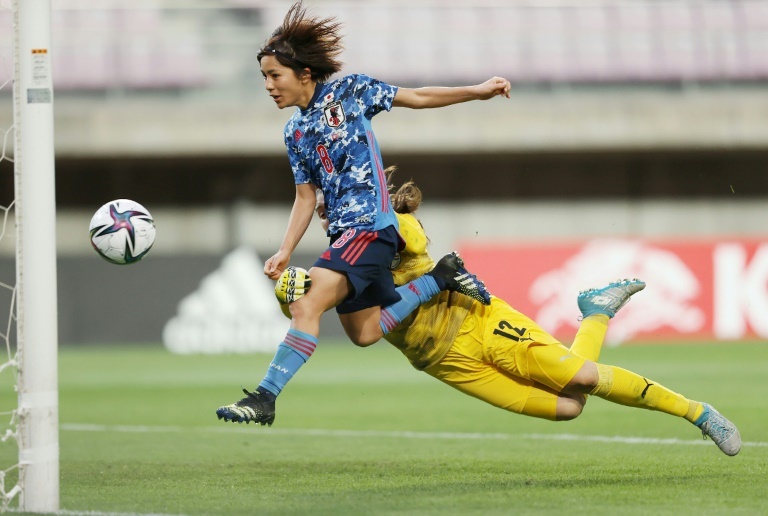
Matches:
[577,278,646,319]
[694,403,741,456]
[216,388,276,426]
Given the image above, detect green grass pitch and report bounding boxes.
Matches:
[1,341,767,515]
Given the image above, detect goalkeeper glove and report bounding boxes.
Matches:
[274,266,312,304]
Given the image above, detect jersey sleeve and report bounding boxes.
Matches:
[284,125,312,185]
[354,74,398,119]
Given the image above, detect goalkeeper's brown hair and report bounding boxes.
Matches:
[257,1,344,82]
[387,166,423,215]
[388,167,430,245]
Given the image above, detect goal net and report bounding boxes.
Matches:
[0,0,58,512]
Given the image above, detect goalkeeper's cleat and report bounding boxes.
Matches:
[577,278,646,319]
[428,252,491,305]
[694,403,741,456]
[216,388,276,426]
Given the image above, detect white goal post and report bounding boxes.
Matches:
[12,0,59,512]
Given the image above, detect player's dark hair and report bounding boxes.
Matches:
[257,1,343,82]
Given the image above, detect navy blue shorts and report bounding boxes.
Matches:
[314,225,402,314]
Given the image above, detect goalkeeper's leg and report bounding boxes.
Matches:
[564,361,741,456]
[424,341,587,422]
[570,278,646,362]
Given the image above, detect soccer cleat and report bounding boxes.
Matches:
[694,403,741,456]
[428,252,491,305]
[216,388,276,426]
[577,278,646,319]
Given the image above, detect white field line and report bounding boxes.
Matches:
[8,511,181,516]
[58,512,178,516]
[61,423,768,448]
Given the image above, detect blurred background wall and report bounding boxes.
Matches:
[0,0,767,346]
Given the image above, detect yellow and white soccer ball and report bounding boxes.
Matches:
[275,266,312,305]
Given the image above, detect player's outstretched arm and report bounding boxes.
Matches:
[392,76,511,109]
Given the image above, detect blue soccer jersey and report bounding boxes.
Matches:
[283,74,399,235]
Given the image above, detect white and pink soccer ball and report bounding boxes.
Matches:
[89,199,156,265]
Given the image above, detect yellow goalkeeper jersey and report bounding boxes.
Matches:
[385,213,474,370]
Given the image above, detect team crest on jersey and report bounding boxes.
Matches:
[323,101,345,128]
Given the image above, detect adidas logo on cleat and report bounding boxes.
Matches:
[454,273,477,289]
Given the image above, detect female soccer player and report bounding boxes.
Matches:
[265,172,741,457]
[216,1,508,423]
[386,179,741,456]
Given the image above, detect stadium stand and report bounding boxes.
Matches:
[18,1,768,90]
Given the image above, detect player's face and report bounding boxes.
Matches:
[260,55,312,109]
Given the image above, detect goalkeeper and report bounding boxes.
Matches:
[279,172,741,457]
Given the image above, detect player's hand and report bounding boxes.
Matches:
[275,266,312,304]
[264,250,291,280]
[476,77,511,100]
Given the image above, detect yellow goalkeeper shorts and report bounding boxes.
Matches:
[423,297,586,421]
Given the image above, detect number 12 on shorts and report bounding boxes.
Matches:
[493,320,530,342]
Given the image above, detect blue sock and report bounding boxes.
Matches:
[380,275,441,334]
[258,328,318,396]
